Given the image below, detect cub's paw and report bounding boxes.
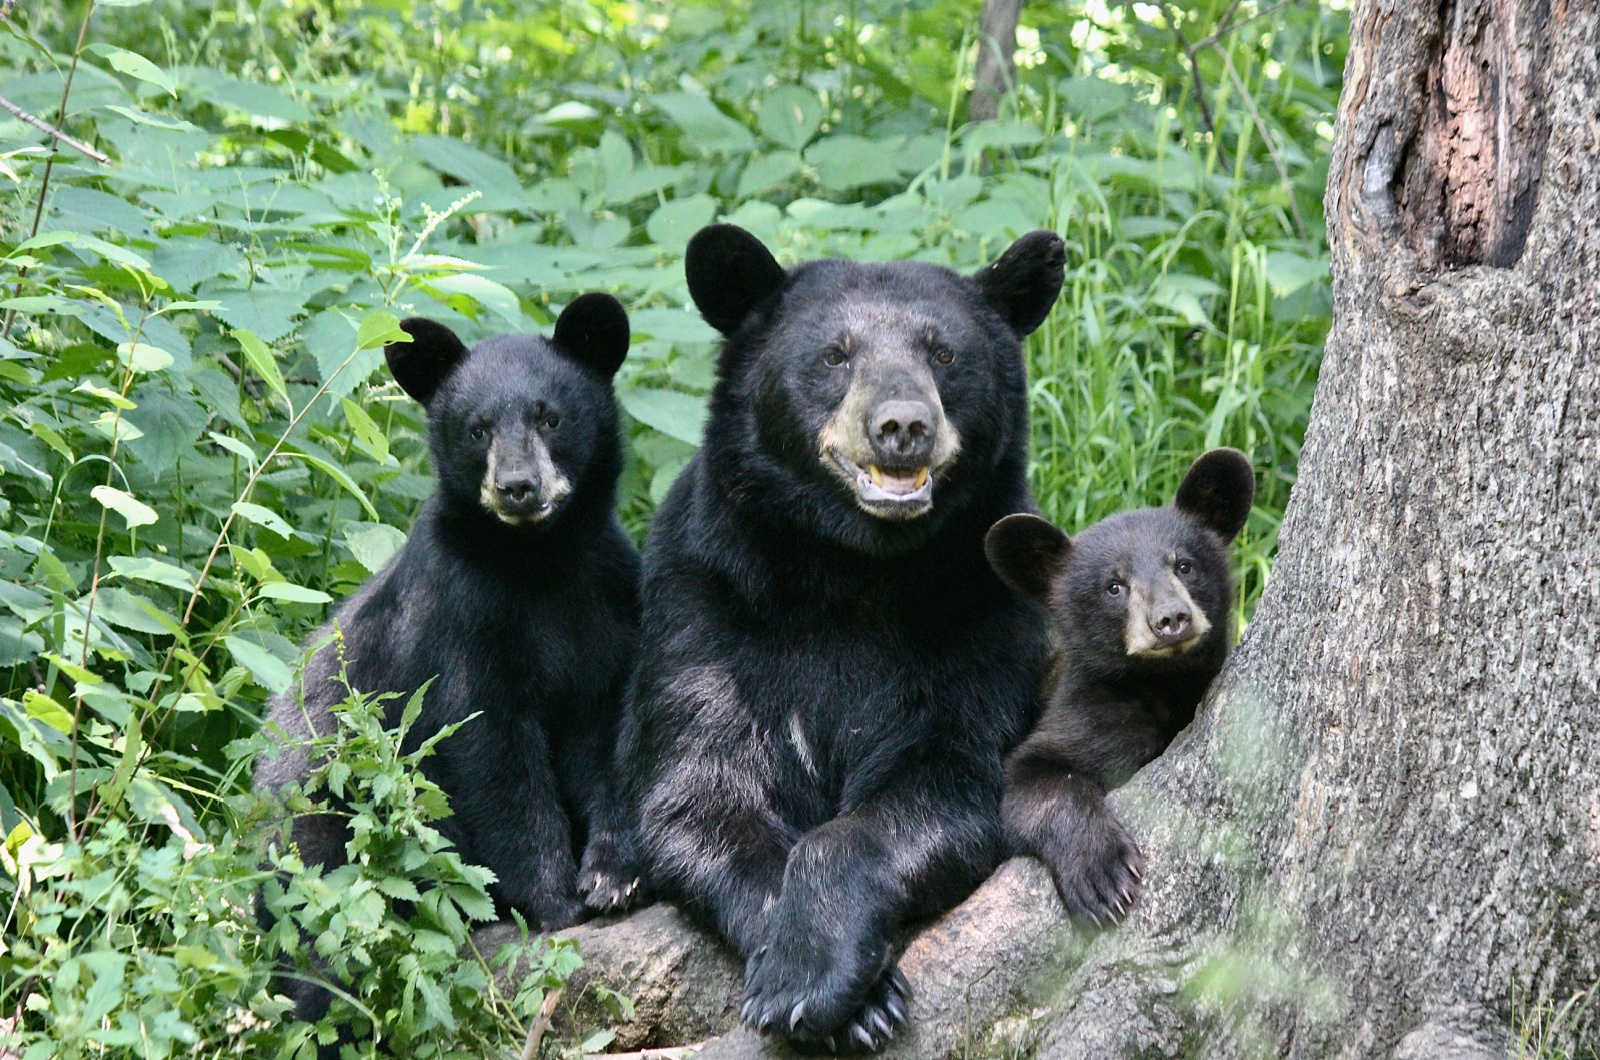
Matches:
[740,933,903,1052]
[1045,815,1146,926]
[577,835,647,914]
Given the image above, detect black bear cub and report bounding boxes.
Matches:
[255,294,643,1021]
[984,448,1255,924]
[623,224,1064,1053]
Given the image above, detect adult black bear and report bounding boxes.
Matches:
[621,224,1065,1052]
[984,447,1255,924]
[254,295,643,1022]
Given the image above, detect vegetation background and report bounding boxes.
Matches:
[0,0,1345,1054]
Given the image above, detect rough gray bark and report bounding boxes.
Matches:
[1033,1,1600,1055]
[486,2,1600,1056]
[969,0,1023,123]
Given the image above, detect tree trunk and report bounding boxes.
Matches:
[487,3,1600,1057]
[969,0,1023,123]
[1032,1,1600,1056]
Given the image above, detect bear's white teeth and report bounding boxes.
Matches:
[867,465,929,496]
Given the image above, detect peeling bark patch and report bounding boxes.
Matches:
[1396,0,1553,267]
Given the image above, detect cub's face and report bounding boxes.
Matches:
[684,224,1064,550]
[985,448,1256,673]
[384,294,629,530]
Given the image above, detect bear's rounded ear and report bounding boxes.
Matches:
[985,513,1072,604]
[685,224,787,335]
[553,292,630,378]
[387,317,470,408]
[972,230,1066,338]
[1174,448,1256,543]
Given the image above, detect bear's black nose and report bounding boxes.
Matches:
[496,477,541,510]
[870,399,934,463]
[1151,608,1192,641]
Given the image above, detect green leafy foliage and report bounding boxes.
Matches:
[0,0,1347,1052]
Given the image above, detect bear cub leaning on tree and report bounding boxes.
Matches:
[254,294,644,1019]
[984,447,1255,923]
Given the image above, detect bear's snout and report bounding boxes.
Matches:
[478,430,572,526]
[870,398,935,466]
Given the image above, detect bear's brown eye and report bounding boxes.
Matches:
[1107,581,1123,596]
[1177,560,1193,575]
[934,347,954,365]
[823,346,847,367]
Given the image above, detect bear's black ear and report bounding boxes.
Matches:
[553,292,630,378]
[387,317,470,408]
[1174,448,1256,543]
[972,230,1066,338]
[685,224,787,335]
[985,513,1072,604]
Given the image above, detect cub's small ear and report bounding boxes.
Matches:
[985,513,1072,604]
[387,317,469,408]
[553,292,630,378]
[685,224,787,334]
[1174,447,1256,543]
[972,230,1065,338]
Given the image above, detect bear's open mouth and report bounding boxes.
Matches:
[826,449,934,519]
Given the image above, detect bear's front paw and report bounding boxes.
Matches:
[577,834,647,914]
[1045,813,1145,926]
[741,934,907,1053]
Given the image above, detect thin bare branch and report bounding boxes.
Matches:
[1157,1,1217,133]
[520,987,564,1060]
[1192,0,1299,54]
[0,95,109,164]
[1220,48,1311,242]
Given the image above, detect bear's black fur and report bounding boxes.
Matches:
[254,295,643,1023]
[984,447,1255,923]
[620,225,1065,1052]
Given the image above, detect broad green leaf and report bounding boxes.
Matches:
[758,86,824,150]
[654,93,755,155]
[805,135,904,191]
[357,309,408,351]
[102,104,202,131]
[73,382,136,409]
[90,44,177,97]
[233,329,288,404]
[107,556,196,592]
[257,582,332,605]
[96,587,177,635]
[341,398,390,463]
[205,77,313,123]
[646,195,717,253]
[223,635,292,694]
[231,501,294,538]
[91,486,158,529]
[422,273,521,326]
[620,388,708,446]
[207,431,258,466]
[343,523,406,573]
[116,342,173,374]
[23,690,73,734]
[285,451,381,520]
[214,290,304,344]
[737,152,803,199]
[1264,252,1330,298]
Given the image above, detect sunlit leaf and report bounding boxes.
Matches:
[91,486,158,529]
